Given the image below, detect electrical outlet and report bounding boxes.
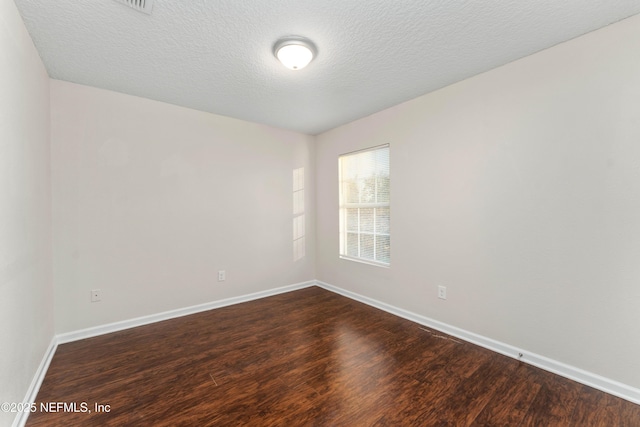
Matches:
[438,285,447,300]
[218,270,226,282]
[91,289,102,302]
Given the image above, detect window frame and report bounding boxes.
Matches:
[338,144,390,267]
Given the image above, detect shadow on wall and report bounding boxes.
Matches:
[293,167,305,261]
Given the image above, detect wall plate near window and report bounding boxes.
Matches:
[338,144,390,266]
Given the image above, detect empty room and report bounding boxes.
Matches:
[2,0,640,425]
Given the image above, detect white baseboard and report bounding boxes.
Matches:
[13,336,58,427]
[17,277,639,426]
[15,281,315,426]
[57,280,316,344]
[315,280,640,406]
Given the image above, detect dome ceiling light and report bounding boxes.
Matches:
[273,37,316,71]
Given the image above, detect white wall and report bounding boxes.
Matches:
[316,14,640,389]
[51,80,315,333]
[0,0,53,425]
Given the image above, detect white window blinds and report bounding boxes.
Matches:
[339,144,390,266]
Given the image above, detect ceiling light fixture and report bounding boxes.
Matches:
[273,37,316,71]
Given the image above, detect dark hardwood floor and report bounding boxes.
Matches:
[27,286,640,426]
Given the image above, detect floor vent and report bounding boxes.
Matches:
[113,0,154,15]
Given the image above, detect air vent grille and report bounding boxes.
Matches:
[113,0,154,15]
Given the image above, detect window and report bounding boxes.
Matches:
[339,144,390,266]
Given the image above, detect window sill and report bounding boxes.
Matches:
[339,255,390,269]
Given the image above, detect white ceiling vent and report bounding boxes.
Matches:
[113,0,154,15]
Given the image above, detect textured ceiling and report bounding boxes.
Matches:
[13,0,640,135]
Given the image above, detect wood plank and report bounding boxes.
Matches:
[520,371,584,426]
[472,363,542,426]
[26,286,640,426]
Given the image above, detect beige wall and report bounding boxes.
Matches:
[316,14,640,389]
[0,0,53,425]
[51,80,315,333]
